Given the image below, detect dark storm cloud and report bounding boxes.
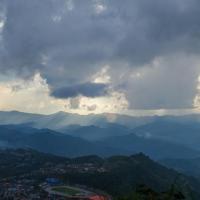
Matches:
[51,82,108,98]
[1,0,200,109]
[2,0,200,74]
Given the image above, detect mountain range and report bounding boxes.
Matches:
[0,110,153,129]
[0,111,200,160]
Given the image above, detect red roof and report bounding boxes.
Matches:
[89,195,107,200]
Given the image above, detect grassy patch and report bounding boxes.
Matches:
[52,186,81,196]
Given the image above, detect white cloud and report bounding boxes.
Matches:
[0,19,4,30]
[64,90,129,115]
[94,3,107,14]
[93,65,111,84]
[0,73,129,115]
[64,0,74,11]
[121,54,200,110]
[0,74,66,114]
[193,75,200,109]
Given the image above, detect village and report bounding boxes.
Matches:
[0,158,109,200]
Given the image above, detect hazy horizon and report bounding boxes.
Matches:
[1,108,200,117]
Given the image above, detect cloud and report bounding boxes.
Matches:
[85,104,97,111]
[68,97,80,109]
[51,82,108,98]
[0,74,67,114]
[113,0,200,65]
[1,0,200,112]
[120,55,200,109]
[3,0,200,75]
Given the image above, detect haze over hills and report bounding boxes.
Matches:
[160,157,200,179]
[0,121,200,159]
[2,110,200,129]
[59,123,131,141]
[133,120,200,151]
[0,111,154,129]
[0,125,131,157]
[0,111,200,160]
[100,133,200,159]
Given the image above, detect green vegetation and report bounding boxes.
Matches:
[0,149,199,199]
[117,185,186,200]
[62,154,198,199]
[52,186,81,196]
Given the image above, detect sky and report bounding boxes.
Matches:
[0,0,200,115]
